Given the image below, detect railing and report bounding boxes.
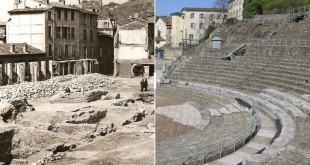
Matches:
[163,55,185,77]
[247,38,310,47]
[175,101,261,165]
[203,44,246,59]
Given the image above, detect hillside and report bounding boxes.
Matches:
[101,0,154,21]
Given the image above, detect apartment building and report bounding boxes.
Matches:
[155,17,172,48]
[6,3,98,76]
[228,0,244,20]
[170,7,227,47]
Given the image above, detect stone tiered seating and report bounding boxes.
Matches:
[168,45,310,94]
[156,86,257,165]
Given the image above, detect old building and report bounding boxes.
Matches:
[97,16,117,36]
[0,22,6,43]
[155,17,172,48]
[228,0,244,20]
[7,2,98,76]
[114,17,154,78]
[170,7,227,47]
[97,32,114,75]
[0,43,46,85]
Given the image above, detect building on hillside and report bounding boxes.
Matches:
[170,7,227,47]
[7,2,99,77]
[97,16,117,36]
[155,17,172,48]
[0,22,6,43]
[0,43,46,85]
[114,17,154,78]
[228,0,244,20]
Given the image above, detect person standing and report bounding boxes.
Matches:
[140,79,145,92]
[144,78,148,91]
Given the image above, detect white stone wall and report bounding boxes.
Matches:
[228,0,244,20]
[6,13,46,51]
[155,18,167,40]
[171,15,183,47]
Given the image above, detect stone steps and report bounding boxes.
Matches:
[156,93,255,165]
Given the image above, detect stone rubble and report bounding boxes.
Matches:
[0,74,115,102]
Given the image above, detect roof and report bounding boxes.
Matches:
[163,17,172,28]
[170,12,183,16]
[181,7,228,13]
[155,36,165,42]
[0,43,45,56]
[116,59,154,65]
[9,3,97,15]
[97,31,113,37]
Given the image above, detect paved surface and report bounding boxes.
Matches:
[156,102,204,129]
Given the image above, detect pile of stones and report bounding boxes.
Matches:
[0,74,115,101]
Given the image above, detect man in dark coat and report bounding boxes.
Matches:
[140,79,144,92]
[144,78,148,91]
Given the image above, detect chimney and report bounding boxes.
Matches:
[23,43,28,53]
[10,44,16,53]
[59,0,65,5]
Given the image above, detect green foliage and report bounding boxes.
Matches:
[243,0,310,18]
[205,25,216,39]
[225,18,238,25]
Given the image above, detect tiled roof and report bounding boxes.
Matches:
[181,7,228,12]
[9,3,97,15]
[9,8,49,14]
[155,36,165,42]
[163,17,172,26]
[170,12,183,16]
[0,43,45,56]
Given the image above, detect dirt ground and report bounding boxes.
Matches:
[155,96,194,142]
[6,77,155,165]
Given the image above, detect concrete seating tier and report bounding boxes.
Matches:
[156,86,233,109]
[174,82,306,164]
[168,46,310,94]
[156,99,256,164]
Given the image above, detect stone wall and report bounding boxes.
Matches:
[0,127,14,164]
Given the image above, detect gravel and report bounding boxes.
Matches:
[0,74,115,101]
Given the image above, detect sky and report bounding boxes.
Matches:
[156,0,217,16]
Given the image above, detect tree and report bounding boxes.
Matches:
[214,0,229,23]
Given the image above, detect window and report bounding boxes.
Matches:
[64,10,68,20]
[217,14,221,19]
[57,9,61,20]
[68,27,71,38]
[71,27,75,38]
[71,44,76,56]
[56,26,61,38]
[199,23,204,29]
[62,27,68,38]
[90,46,93,58]
[90,30,93,41]
[199,13,204,19]
[90,16,93,25]
[83,45,87,57]
[189,34,194,39]
[64,44,69,56]
[104,22,109,27]
[48,26,52,39]
[100,48,102,57]
[71,10,74,20]
[48,44,52,57]
[190,13,194,19]
[190,23,196,29]
[59,44,63,57]
[48,11,52,20]
[83,29,87,40]
[209,14,215,20]
[84,14,87,24]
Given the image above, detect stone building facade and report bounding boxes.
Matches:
[0,43,46,85]
[228,0,244,20]
[7,3,98,77]
[170,7,227,47]
[114,17,154,78]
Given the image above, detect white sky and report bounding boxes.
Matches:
[0,0,129,22]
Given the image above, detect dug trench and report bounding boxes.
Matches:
[0,74,154,165]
